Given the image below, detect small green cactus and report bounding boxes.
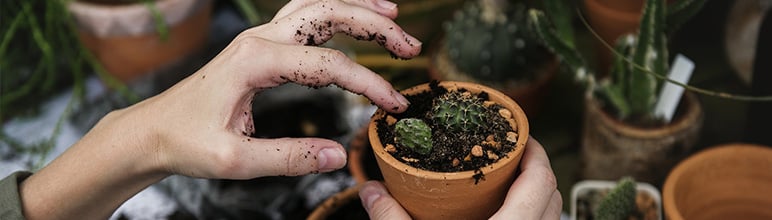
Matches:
[594,177,637,220]
[443,0,549,82]
[431,91,487,133]
[394,118,433,155]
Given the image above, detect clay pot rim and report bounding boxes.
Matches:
[348,127,370,184]
[368,81,529,180]
[662,143,772,220]
[307,184,363,220]
[584,0,642,22]
[68,0,210,37]
[586,91,703,138]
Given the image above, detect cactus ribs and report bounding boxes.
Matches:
[375,81,517,173]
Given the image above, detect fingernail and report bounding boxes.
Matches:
[403,31,422,47]
[376,0,397,10]
[394,91,410,108]
[360,182,386,211]
[318,148,346,172]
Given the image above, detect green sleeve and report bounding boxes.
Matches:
[1,171,32,220]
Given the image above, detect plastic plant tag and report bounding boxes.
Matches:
[654,54,695,123]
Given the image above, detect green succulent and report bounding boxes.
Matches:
[529,0,706,125]
[594,177,637,220]
[431,91,487,133]
[394,118,433,155]
[443,0,549,82]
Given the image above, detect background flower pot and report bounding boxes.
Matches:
[663,143,772,220]
[368,81,529,219]
[583,0,644,76]
[571,180,662,220]
[347,126,382,184]
[429,44,559,117]
[581,92,703,185]
[68,0,213,82]
[307,184,367,220]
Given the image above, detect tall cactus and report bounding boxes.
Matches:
[529,0,705,124]
[443,0,549,82]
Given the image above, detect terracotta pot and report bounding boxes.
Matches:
[663,143,772,220]
[581,92,703,185]
[347,125,382,184]
[68,0,213,82]
[583,0,644,76]
[368,81,529,219]
[571,180,662,220]
[428,41,559,117]
[307,184,367,220]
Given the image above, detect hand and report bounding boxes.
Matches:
[20,0,421,219]
[359,136,562,220]
[137,0,421,179]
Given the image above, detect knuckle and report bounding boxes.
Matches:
[211,147,245,177]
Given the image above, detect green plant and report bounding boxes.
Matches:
[594,177,637,220]
[431,91,488,133]
[443,0,550,82]
[394,118,433,155]
[529,0,706,125]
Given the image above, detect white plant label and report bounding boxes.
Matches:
[654,54,695,123]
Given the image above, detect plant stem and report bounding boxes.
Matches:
[577,8,772,102]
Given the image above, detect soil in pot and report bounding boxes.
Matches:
[374,81,518,176]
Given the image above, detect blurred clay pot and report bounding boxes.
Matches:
[583,0,643,76]
[428,43,559,117]
[581,92,703,185]
[368,81,529,219]
[68,0,213,82]
[663,143,772,220]
[307,184,367,220]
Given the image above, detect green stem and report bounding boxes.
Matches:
[578,8,772,102]
[233,0,261,25]
[143,0,169,42]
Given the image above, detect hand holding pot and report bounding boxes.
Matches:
[18,0,421,219]
[360,136,562,220]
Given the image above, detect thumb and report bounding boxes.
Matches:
[359,181,411,220]
[226,137,347,178]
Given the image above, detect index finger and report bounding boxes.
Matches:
[221,37,409,113]
[243,0,422,59]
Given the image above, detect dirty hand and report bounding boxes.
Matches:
[359,136,562,220]
[144,0,421,179]
[19,0,421,219]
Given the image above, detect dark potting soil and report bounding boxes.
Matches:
[375,81,517,174]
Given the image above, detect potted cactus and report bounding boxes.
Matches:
[429,0,558,115]
[571,177,662,220]
[530,0,705,184]
[368,81,529,219]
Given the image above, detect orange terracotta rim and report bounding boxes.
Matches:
[663,143,772,220]
[368,81,529,181]
[307,184,363,220]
